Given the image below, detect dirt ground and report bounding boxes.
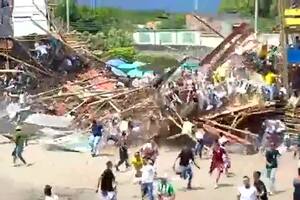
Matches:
[0,142,297,200]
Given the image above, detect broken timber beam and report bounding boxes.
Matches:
[0,52,52,77]
[203,124,251,145]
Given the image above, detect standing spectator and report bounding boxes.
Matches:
[89,120,103,157]
[141,159,156,200]
[173,146,200,189]
[44,185,59,200]
[237,176,258,200]
[253,171,268,200]
[96,161,117,200]
[265,143,281,195]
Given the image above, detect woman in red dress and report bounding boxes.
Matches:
[209,141,225,189]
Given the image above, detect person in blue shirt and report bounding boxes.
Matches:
[89,120,103,157]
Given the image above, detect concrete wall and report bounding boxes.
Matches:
[12,0,49,37]
[133,30,223,48]
[257,33,280,46]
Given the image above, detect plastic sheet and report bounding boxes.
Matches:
[24,113,74,128]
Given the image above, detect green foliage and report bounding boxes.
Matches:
[135,53,179,73]
[219,0,278,32]
[106,47,136,62]
[158,15,186,29]
[55,0,79,21]
[103,28,133,50]
[55,2,185,33]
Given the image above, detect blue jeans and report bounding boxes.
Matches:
[12,145,26,164]
[141,182,154,200]
[195,140,204,158]
[89,135,101,155]
[264,85,276,101]
[181,165,193,186]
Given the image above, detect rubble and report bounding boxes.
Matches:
[3,19,300,155]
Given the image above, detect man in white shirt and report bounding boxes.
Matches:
[141,159,156,200]
[237,176,258,200]
[194,127,205,159]
[44,185,59,200]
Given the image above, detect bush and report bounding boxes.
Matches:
[135,53,179,73]
[104,27,133,50]
[106,47,136,62]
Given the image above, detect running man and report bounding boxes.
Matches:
[265,142,280,195]
[237,176,258,200]
[44,185,59,200]
[131,152,144,178]
[96,161,117,200]
[12,126,28,166]
[89,120,103,157]
[253,171,268,200]
[141,159,156,200]
[115,131,130,171]
[173,146,200,189]
[194,126,205,159]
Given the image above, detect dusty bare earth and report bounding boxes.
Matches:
[0,141,297,200]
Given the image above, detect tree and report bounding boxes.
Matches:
[55,0,79,21]
[157,15,186,29]
[104,27,133,50]
[219,0,277,18]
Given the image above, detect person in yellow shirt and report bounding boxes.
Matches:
[131,151,144,177]
[263,71,278,101]
[264,71,277,86]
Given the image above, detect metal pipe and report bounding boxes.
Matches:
[66,0,70,33]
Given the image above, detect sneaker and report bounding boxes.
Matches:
[115,165,120,171]
[214,184,219,189]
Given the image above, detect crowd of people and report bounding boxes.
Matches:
[7,108,300,200]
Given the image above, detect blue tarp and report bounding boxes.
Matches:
[127,68,153,78]
[111,67,127,77]
[106,59,126,67]
[117,63,139,72]
[181,62,199,70]
[287,48,300,64]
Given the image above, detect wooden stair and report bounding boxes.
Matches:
[200,23,252,70]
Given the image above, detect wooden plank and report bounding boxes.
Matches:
[285,18,300,27]
[284,9,300,17]
[203,124,251,145]
[0,52,52,76]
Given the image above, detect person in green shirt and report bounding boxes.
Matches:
[265,143,281,195]
[12,126,28,166]
[157,175,175,200]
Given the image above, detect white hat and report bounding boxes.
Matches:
[15,126,22,131]
[162,173,168,180]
